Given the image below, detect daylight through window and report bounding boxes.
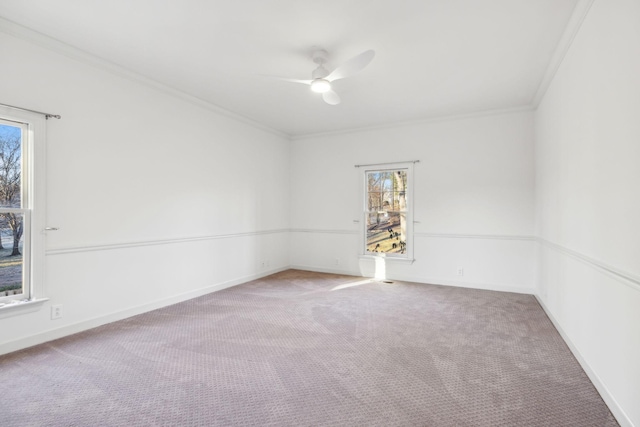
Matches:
[365,169,409,256]
[0,119,30,301]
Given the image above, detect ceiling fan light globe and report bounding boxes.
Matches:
[310,79,331,93]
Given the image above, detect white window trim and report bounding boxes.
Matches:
[0,106,47,313]
[359,161,415,263]
[0,298,49,319]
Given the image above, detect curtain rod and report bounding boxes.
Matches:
[354,160,420,168]
[0,103,61,120]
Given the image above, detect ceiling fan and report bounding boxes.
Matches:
[279,47,375,105]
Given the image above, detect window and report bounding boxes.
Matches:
[363,163,414,260]
[0,108,46,307]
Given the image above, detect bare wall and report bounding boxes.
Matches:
[534,0,640,425]
[290,110,535,293]
[0,31,291,354]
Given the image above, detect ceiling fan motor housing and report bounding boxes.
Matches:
[312,66,329,79]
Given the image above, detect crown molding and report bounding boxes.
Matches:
[531,0,596,108]
[0,17,289,140]
[291,105,534,141]
[0,0,593,142]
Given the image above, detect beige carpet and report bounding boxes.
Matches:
[0,270,618,426]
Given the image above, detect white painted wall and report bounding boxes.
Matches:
[534,0,640,425]
[290,110,535,293]
[0,31,290,354]
[2,4,636,425]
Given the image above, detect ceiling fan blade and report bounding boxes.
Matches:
[322,90,341,105]
[264,76,312,85]
[326,49,375,81]
[282,78,313,85]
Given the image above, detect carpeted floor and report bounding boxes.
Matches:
[0,270,618,426]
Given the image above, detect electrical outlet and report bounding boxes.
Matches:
[51,304,63,320]
[335,258,341,266]
[456,267,464,276]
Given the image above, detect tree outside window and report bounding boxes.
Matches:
[365,169,408,255]
[0,123,25,297]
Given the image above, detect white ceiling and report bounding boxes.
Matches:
[0,0,580,136]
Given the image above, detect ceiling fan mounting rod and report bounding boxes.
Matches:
[311,48,329,65]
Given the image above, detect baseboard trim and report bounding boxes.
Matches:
[289,264,360,277]
[535,295,633,427]
[290,264,534,295]
[390,274,535,295]
[0,267,287,356]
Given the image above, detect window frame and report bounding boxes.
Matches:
[360,162,415,262]
[0,107,47,309]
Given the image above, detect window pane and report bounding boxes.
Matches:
[365,169,409,255]
[0,212,24,297]
[0,124,22,209]
[366,211,407,254]
[367,171,407,209]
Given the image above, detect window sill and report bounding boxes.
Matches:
[359,255,415,265]
[0,298,49,319]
